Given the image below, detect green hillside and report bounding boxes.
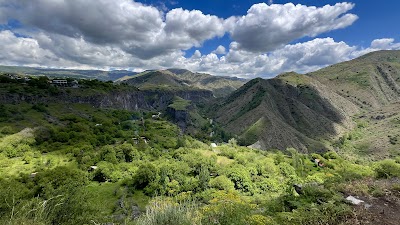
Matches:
[1,51,400,225]
[308,50,400,109]
[1,90,399,225]
[211,51,400,159]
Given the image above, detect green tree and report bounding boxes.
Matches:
[209,175,235,191]
[134,162,158,189]
[199,165,210,191]
[100,145,118,164]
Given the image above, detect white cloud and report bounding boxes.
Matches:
[0,30,69,67]
[192,50,202,59]
[229,2,358,52]
[0,1,399,79]
[370,38,400,50]
[167,37,400,79]
[0,0,227,59]
[212,45,226,54]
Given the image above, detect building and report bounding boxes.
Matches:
[51,79,68,86]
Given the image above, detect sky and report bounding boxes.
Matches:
[0,0,399,78]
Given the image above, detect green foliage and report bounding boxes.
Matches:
[32,166,88,198]
[375,159,400,178]
[134,162,159,190]
[32,103,48,113]
[0,128,35,157]
[0,80,398,224]
[209,175,235,191]
[201,191,267,225]
[136,199,198,225]
[227,165,254,194]
[168,96,191,111]
[198,165,210,191]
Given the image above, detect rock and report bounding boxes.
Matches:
[131,205,141,219]
[346,196,365,205]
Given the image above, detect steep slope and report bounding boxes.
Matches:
[213,74,360,152]
[308,50,400,109]
[117,69,246,97]
[333,103,400,160]
[214,50,400,153]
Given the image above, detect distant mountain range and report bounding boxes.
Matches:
[0,66,247,97]
[116,69,247,97]
[0,65,138,81]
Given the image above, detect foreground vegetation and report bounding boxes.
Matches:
[1,75,399,225]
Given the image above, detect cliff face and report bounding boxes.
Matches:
[166,107,190,133]
[0,89,213,111]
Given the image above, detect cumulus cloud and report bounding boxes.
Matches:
[0,1,399,79]
[1,0,227,59]
[212,45,226,54]
[0,30,69,67]
[370,38,400,50]
[168,37,400,78]
[229,2,358,52]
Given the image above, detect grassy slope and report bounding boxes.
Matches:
[332,103,400,161]
[308,50,400,109]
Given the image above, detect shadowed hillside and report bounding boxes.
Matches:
[213,74,359,152]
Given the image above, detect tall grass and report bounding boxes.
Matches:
[3,195,64,225]
[135,198,199,225]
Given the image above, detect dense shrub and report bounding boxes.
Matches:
[375,159,400,178]
[136,199,197,225]
[209,175,235,191]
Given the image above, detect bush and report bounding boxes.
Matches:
[375,159,400,178]
[33,166,88,198]
[209,175,235,191]
[323,151,340,160]
[135,199,197,225]
[218,146,237,159]
[201,191,261,225]
[275,201,351,225]
[32,103,48,113]
[0,126,14,135]
[133,162,158,189]
[227,165,254,193]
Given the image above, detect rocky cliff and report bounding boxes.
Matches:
[0,88,213,111]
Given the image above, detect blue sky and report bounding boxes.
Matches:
[138,0,399,55]
[0,0,399,78]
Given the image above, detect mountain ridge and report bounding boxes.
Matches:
[213,50,400,153]
[116,69,247,97]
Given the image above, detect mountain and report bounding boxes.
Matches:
[0,65,138,81]
[116,69,247,97]
[308,50,400,109]
[213,50,400,154]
